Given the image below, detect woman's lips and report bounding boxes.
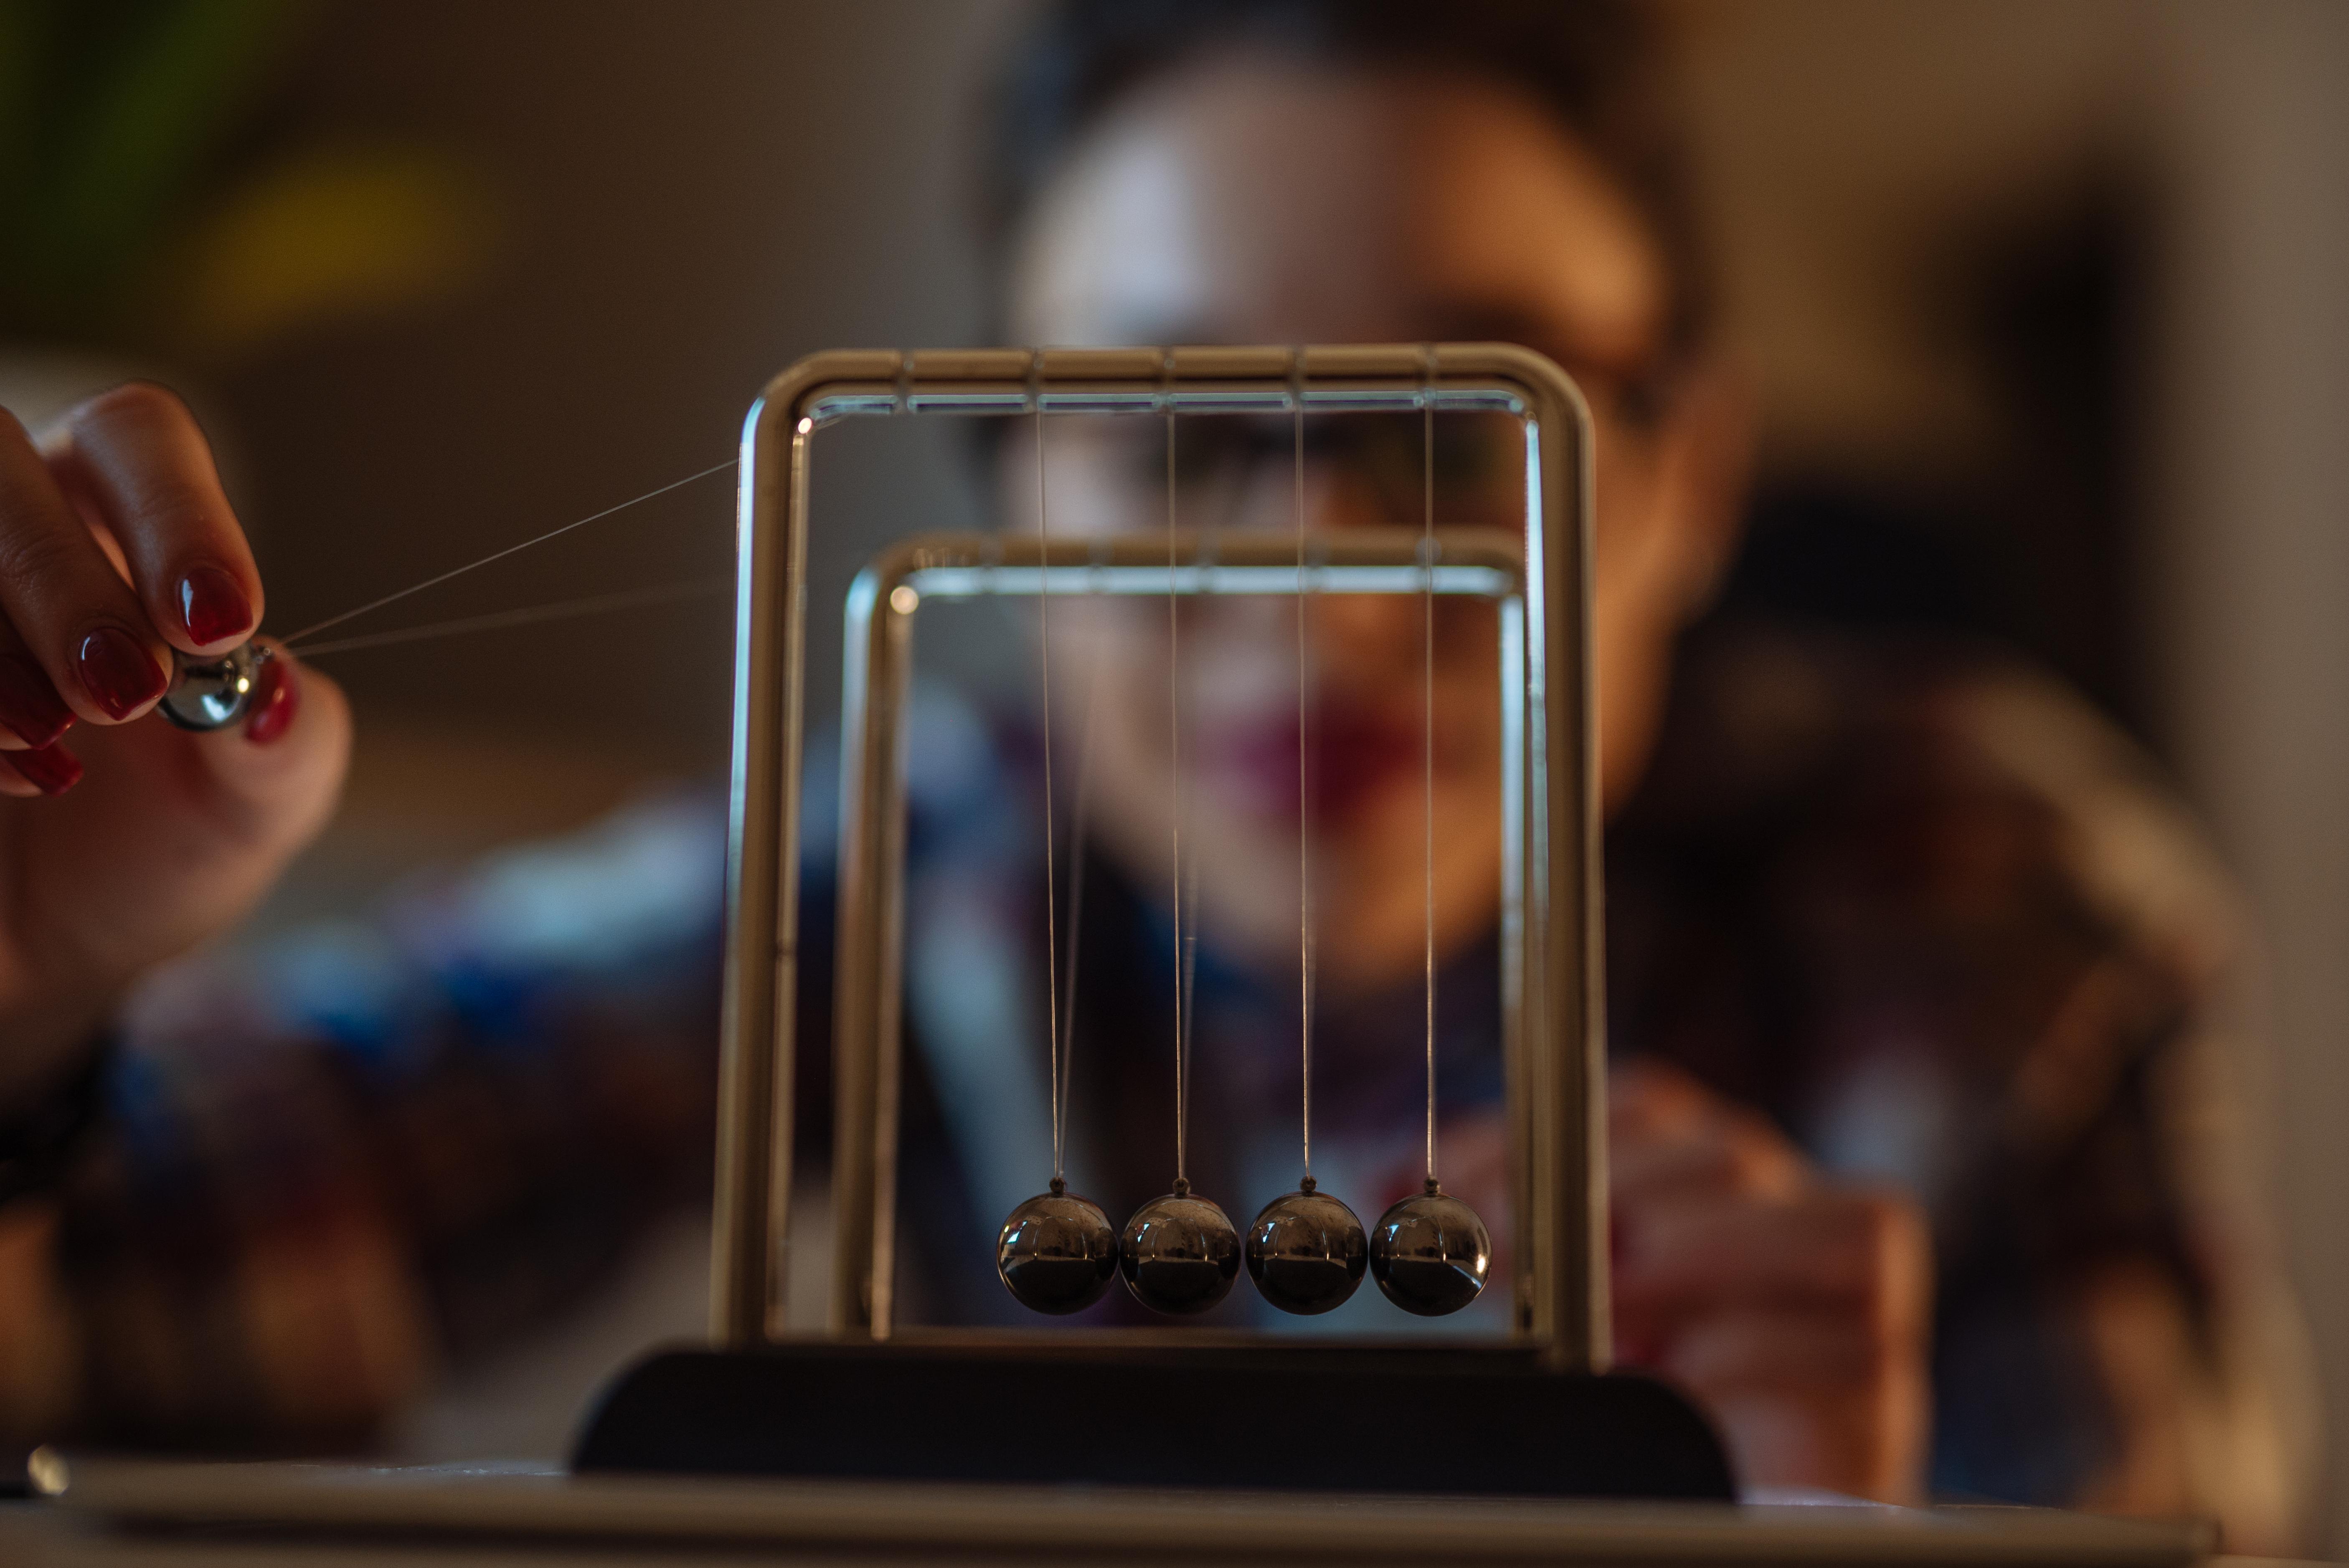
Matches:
[1197,706,1418,821]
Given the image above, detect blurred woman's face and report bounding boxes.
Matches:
[1003,55,1744,988]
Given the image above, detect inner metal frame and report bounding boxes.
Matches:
[835,529,1524,1345]
[713,345,1607,1372]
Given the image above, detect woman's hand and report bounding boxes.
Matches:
[1610,1058,1933,1502]
[0,383,349,1108]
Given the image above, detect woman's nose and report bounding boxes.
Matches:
[1312,591,1418,684]
[1216,460,1397,535]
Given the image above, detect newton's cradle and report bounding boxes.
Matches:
[594,343,1701,1494]
[43,345,2206,1565]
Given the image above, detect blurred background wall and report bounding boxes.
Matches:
[4,0,2343,1542]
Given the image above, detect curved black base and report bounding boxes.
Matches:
[572,1342,1734,1500]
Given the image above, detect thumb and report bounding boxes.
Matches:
[0,647,351,1064]
[180,646,351,871]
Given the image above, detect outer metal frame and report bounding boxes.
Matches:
[713,345,1605,1371]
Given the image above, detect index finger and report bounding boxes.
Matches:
[1613,1191,1926,1321]
[0,409,172,725]
[1612,1111,1808,1206]
[1609,1057,1718,1141]
[42,382,262,657]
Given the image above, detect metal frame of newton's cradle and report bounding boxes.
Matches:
[708,343,1608,1370]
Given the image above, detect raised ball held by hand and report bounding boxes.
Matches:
[158,642,263,731]
[996,1187,1120,1314]
[1246,1182,1367,1315]
[1369,1182,1491,1316]
[1119,1189,1240,1314]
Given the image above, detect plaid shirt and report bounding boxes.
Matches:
[0,619,2308,1537]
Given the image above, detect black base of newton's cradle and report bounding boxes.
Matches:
[572,1342,1735,1500]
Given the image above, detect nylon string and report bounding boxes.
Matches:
[277,457,738,650]
[1058,650,1103,1166]
[1035,410,1065,1190]
[1423,398,1439,1189]
[290,578,729,660]
[1295,404,1315,1187]
[1166,411,1188,1190]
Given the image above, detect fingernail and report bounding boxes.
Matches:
[244,657,297,746]
[0,656,74,748]
[177,564,253,647]
[9,742,82,795]
[76,627,167,720]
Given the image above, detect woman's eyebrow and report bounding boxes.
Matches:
[1417,300,1655,379]
[1071,315,1220,349]
[1024,310,1654,384]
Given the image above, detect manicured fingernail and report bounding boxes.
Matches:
[177,564,253,647]
[9,742,82,795]
[75,627,167,720]
[244,657,297,745]
[0,655,74,748]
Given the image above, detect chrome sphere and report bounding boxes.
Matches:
[1245,1183,1367,1315]
[158,642,261,731]
[1119,1190,1240,1314]
[996,1187,1119,1315]
[1368,1183,1491,1316]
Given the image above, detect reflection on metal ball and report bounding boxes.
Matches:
[996,1186,1120,1315]
[1246,1182,1367,1315]
[159,642,263,731]
[1369,1182,1491,1316]
[1120,1189,1240,1315]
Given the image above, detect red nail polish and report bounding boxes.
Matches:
[0,656,73,748]
[178,564,254,647]
[75,627,167,720]
[9,742,82,795]
[244,657,297,745]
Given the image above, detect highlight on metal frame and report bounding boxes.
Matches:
[711,345,1606,1371]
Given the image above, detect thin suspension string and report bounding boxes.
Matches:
[1166,410,1187,1192]
[277,457,738,649]
[290,578,729,660]
[1180,811,1201,1187]
[1295,401,1315,1188]
[1035,409,1065,1191]
[1423,395,1439,1190]
[1058,650,1104,1147]
[1180,807,1201,1132]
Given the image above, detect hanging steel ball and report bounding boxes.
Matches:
[996,1185,1119,1315]
[159,642,263,731]
[1245,1181,1367,1315]
[1369,1182,1491,1316]
[1119,1187,1240,1314]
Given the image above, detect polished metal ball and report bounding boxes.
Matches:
[1245,1183,1367,1315]
[1369,1183,1492,1316]
[159,642,261,731]
[1119,1189,1240,1315]
[996,1187,1119,1315]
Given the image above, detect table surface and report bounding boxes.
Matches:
[0,1455,2254,1568]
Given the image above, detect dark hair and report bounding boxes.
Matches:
[982,0,1708,354]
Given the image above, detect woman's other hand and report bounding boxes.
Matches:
[1610,1057,1933,1502]
[0,383,349,1108]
